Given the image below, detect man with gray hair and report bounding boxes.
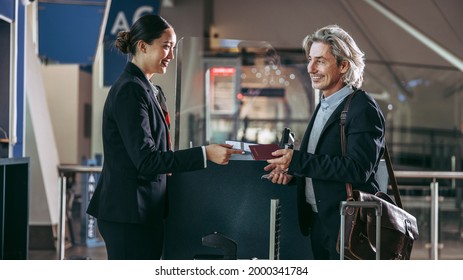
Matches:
[264,25,386,259]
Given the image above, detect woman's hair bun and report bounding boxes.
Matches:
[115,31,132,54]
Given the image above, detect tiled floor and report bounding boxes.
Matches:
[28,240,463,260]
[28,218,107,260]
[28,229,462,260]
[29,245,106,260]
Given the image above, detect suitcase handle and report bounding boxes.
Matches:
[339,201,382,260]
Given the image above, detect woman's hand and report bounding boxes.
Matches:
[205,144,243,165]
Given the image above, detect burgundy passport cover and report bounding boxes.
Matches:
[249,144,281,160]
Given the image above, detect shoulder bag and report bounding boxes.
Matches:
[336,92,419,260]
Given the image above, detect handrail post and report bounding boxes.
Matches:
[339,203,346,260]
[430,179,439,260]
[57,173,67,260]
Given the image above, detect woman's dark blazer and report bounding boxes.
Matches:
[288,89,386,241]
[87,62,204,225]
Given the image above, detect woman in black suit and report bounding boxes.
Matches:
[264,25,386,259]
[87,14,241,260]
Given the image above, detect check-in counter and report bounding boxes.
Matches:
[164,159,312,260]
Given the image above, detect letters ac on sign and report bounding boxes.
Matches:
[110,6,154,35]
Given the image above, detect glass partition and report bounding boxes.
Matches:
[173,37,312,150]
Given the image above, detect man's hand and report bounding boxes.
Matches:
[265,148,294,171]
[266,170,293,185]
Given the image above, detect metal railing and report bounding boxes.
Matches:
[394,171,463,260]
[57,164,102,260]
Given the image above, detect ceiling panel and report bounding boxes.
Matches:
[37,0,107,65]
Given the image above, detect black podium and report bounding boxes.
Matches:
[164,159,312,260]
[0,157,29,259]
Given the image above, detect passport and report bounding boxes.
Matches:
[249,143,281,161]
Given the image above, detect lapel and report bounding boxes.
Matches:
[320,97,349,135]
[124,63,169,130]
[148,86,169,131]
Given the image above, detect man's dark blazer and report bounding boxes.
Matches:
[288,88,386,242]
[87,62,204,225]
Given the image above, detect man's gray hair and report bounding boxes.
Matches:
[302,25,365,88]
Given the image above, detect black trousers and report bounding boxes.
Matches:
[310,212,340,260]
[97,219,164,260]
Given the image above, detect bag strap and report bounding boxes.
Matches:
[340,90,403,209]
[384,144,403,208]
[340,93,355,201]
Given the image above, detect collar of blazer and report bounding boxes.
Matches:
[124,62,170,130]
[300,88,362,149]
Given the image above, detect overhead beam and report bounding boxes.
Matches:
[363,0,463,72]
[340,0,414,98]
